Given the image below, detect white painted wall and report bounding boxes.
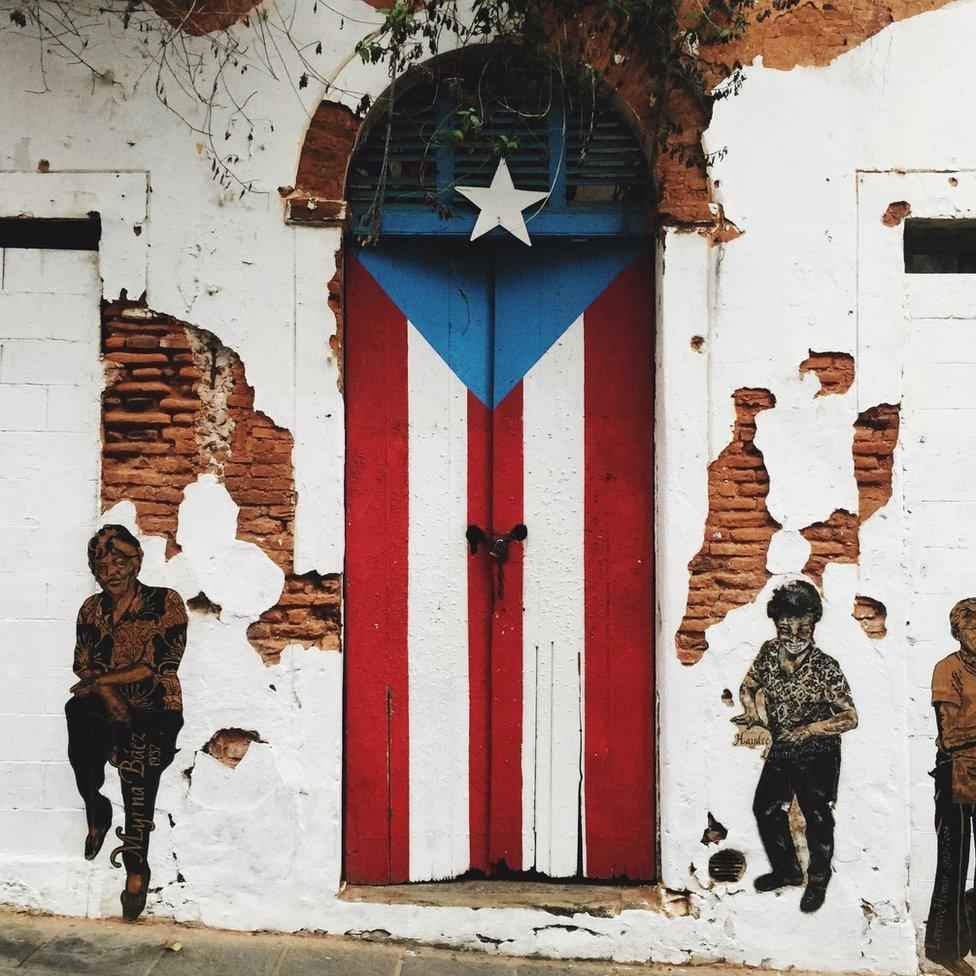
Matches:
[0,247,102,899]
[0,0,975,971]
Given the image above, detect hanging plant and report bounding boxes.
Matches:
[353,0,756,235]
[357,1,755,155]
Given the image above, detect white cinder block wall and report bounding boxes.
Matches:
[0,247,102,889]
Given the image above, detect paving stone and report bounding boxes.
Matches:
[401,953,516,976]
[279,940,400,976]
[147,936,282,976]
[20,928,165,976]
[0,915,51,967]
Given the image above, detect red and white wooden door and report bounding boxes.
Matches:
[344,237,655,884]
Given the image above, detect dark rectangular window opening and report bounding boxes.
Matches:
[905,218,976,274]
[0,215,101,251]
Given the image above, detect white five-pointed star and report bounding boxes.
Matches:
[456,158,549,246]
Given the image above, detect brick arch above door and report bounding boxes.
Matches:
[284,43,713,231]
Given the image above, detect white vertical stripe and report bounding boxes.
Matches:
[407,323,470,882]
[522,316,586,877]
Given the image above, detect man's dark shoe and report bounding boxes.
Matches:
[84,796,112,861]
[754,871,803,892]
[800,878,828,913]
[926,951,976,976]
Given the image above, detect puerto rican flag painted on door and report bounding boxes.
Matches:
[344,237,655,885]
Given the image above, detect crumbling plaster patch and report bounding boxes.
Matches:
[101,300,341,661]
[676,388,781,664]
[853,594,888,639]
[799,351,856,396]
[854,169,976,957]
[676,351,899,662]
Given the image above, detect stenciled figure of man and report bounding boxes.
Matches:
[65,525,187,922]
[926,598,976,976]
[733,579,858,913]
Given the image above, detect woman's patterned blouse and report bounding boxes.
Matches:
[73,584,187,712]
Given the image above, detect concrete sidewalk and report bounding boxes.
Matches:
[0,908,736,976]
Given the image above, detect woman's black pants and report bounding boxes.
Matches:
[65,695,183,874]
[927,751,976,961]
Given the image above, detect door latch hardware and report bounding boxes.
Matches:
[465,524,528,598]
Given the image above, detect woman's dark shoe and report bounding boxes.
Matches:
[120,867,151,922]
[926,951,976,976]
[754,871,803,892]
[84,796,112,861]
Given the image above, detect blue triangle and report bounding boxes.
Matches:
[357,241,492,404]
[356,239,645,407]
[492,240,644,405]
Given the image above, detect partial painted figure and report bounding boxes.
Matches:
[64,525,187,921]
[733,580,858,913]
[926,599,976,976]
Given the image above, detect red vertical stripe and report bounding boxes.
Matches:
[489,383,524,871]
[344,253,411,884]
[467,391,492,874]
[583,252,656,880]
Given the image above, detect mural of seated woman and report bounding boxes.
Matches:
[64,525,187,922]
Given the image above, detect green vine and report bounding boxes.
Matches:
[356,0,758,168]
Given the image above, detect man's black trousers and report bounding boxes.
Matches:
[926,750,976,961]
[752,740,841,884]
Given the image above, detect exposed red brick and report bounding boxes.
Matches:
[101,299,341,664]
[203,728,263,768]
[882,201,912,227]
[247,571,342,656]
[794,401,900,611]
[676,388,780,664]
[288,102,362,225]
[853,594,887,639]
[799,351,855,396]
[144,0,261,36]
[855,403,901,522]
[800,508,859,585]
[680,363,901,660]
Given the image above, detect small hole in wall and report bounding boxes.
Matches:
[203,728,264,769]
[702,812,728,845]
[882,201,911,228]
[690,335,705,353]
[187,591,221,617]
[721,689,734,707]
[950,177,959,187]
[709,849,747,883]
